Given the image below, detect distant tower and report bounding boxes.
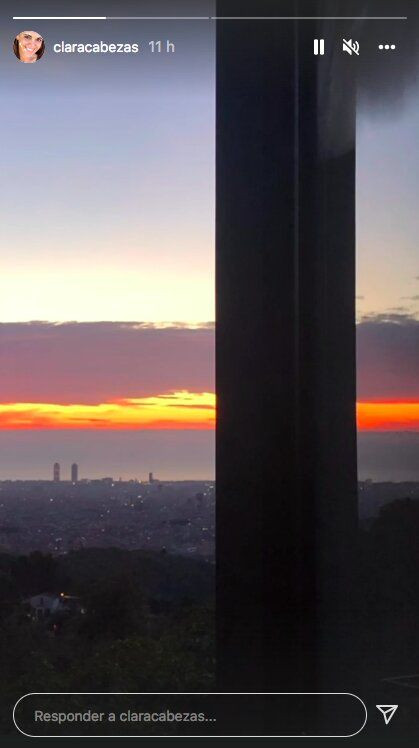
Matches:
[149,472,154,483]
[71,463,78,483]
[53,462,60,482]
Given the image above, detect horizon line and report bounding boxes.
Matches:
[0,476,214,483]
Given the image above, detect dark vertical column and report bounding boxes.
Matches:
[216,0,312,692]
[216,0,358,693]
[297,19,358,688]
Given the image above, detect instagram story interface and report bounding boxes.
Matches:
[1,1,419,744]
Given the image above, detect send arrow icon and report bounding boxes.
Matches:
[376,705,398,725]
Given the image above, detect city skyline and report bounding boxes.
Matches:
[0,429,215,481]
[0,461,214,483]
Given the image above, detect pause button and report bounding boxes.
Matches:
[314,39,325,55]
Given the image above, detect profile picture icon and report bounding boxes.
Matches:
[13,30,45,63]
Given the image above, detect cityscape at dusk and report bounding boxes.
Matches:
[0,9,218,719]
[0,6,418,738]
[0,470,215,560]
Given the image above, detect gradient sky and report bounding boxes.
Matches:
[0,6,418,480]
[357,94,419,321]
[0,3,215,478]
[0,4,215,324]
[356,68,419,477]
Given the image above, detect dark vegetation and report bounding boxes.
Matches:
[0,548,214,733]
[355,498,419,681]
[3,497,419,734]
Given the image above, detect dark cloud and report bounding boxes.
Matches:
[358,312,417,324]
[0,322,214,404]
[2,316,418,407]
[318,1,419,141]
[357,313,419,399]
[355,0,419,109]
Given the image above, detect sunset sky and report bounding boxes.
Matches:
[356,80,419,448]
[0,7,418,479]
[0,7,215,478]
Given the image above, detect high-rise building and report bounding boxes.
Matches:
[149,472,154,483]
[53,462,60,482]
[71,463,78,483]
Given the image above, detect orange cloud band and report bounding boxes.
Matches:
[0,391,215,430]
[0,395,417,431]
[357,402,419,431]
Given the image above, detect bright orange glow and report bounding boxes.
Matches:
[0,391,215,430]
[357,401,419,431]
[2,396,417,431]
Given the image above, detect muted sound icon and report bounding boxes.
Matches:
[343,38,360,55]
